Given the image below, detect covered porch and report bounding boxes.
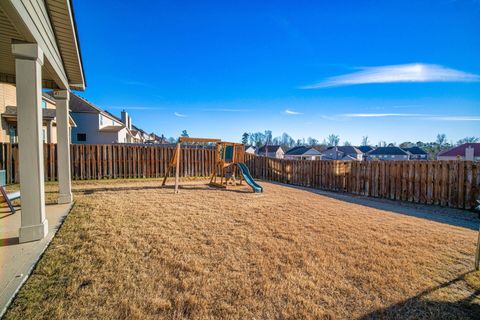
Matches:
[0,0,85,242]
[0,202,72,315]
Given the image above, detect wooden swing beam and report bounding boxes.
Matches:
[162,137,222,193]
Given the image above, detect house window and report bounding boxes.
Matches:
[9,127,17,144]
[100,115,103,126]
[77,133,87,142]
[42,128,47,143]
[42,100,47,109]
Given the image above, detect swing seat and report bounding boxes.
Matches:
[0,185,20,213]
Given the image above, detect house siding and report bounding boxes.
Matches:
[0,83,15,142]
[368,154,409,161]
[437,155,480,161]
[284,154,321,160]
[71,112,129,144]
[0,83,58,143]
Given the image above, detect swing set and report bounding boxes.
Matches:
[161,137,262,193]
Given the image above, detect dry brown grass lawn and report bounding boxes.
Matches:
[4,179,479,319]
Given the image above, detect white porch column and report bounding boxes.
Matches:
[54,90,73,204]
[12,43,48,243]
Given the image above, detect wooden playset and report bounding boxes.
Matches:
[162,137,262,193]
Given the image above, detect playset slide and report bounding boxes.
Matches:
[237,163,263,193]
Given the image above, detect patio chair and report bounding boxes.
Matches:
[0,185,20,214]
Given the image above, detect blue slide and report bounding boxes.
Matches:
[237,163,263,193]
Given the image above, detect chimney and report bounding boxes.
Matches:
[128,115,132,130]
[465,146,474,160]
[121,110,128,126]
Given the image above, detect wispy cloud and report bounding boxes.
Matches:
[428,116,480,121]
[200,108,252,112]
[341,113,429,118]
[340,113,480,121]
[174,112,187,118]
[108,106,160,110]
[301,63,480,88]
[284,109,303,115]
[122,80,152,87]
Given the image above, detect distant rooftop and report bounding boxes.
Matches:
[368,147,409,156]
[285,146,322,155]
[325,146,363,155]
[258,145,283,153]
[404,146,428,155]
[438,143,480,157]
[357,145,374,153]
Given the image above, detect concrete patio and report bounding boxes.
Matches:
[0,203,72,316]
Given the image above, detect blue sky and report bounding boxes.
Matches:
[73,0,480,145]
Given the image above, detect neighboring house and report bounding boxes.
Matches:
[437,143,480,161]
[357,146,374,153]
[151,133,168,144]
[69,97,161,145]
[284,146,322,160]
[404,146,428,160]
[367,147,410,161]
[140,129,154,142]
[120,110,140,143]
[322,146,363,161]
[245,145,256,154]
[129,126,143,143]
[0,83,76,143]
[357,145,374,160]
[69,93,129,144]
[257,145,285,159]
[129,125,156,144]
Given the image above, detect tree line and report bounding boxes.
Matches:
[163,130,478,159]
[241,131,479,158]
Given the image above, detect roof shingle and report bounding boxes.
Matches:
[368,147,409,156]
[438,143,480,157]
[258,145,283,153]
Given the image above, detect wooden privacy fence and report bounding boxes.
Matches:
[0,143,58,184]
[70,144,217,180]
[0,143,217,184]
[244,153,480,210]
[0,143,478,209]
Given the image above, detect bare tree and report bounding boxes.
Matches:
[436,133,447,147]
[457,136,480,144]
[307,137,319,146]
[361,136,369,146]
[264,130,273,144]
[327,134,340,146]
[241,132,249,145]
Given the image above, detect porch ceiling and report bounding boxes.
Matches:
[0,0,85,91]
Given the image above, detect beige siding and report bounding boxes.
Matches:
[0,83,16,142]
[0,82,17,107]
[0,82,59,143]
